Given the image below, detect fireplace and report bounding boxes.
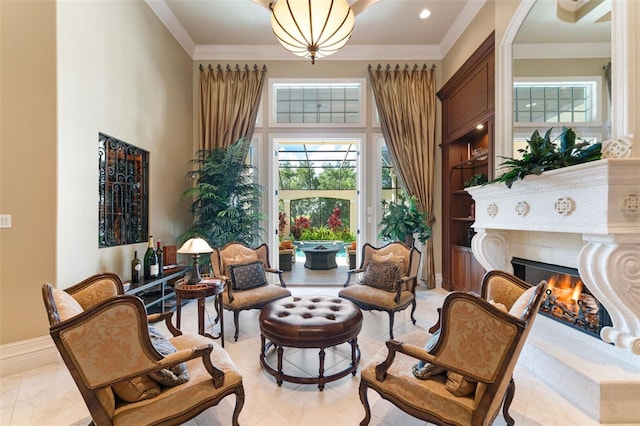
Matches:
[511,257,613,340]
[466,158,640,423]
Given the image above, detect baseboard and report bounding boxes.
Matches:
[0,336,59,377]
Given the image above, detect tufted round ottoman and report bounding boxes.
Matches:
[259,295,363,390]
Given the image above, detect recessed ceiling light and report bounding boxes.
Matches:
[476,124,484,130]
[419,8,431,19]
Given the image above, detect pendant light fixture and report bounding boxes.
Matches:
[270,0,355,64]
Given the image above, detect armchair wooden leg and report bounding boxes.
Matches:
[410,299,417,324]
[502,377,516,426]
[233,311,240,341]
[232,384,245,426]
[387,312,395,339]
[358,380,372,426]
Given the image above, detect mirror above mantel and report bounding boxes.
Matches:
[512,0,612,153]
[496,0,639,165]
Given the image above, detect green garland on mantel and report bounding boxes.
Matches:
[491,127,602,188]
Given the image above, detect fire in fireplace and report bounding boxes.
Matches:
[512,257,612,340]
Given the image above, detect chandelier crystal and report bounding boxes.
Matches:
[271,0,355,64]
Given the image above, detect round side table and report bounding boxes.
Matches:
[174,279,225,347]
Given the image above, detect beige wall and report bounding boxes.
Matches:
[0,0,193,345]
[193,60,444,284]
[1,1,58,344]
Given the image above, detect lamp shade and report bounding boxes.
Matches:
[177,237,213,254]
[271,0,355,64]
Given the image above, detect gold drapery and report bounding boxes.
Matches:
[199,64,266,150]
[368,64,437,288]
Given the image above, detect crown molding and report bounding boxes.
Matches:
[194,44,443,61]
[439,0,487,57]
[146,0,196,57]
[513,42,611,59]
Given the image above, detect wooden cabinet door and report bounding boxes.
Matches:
[450,245,469,292]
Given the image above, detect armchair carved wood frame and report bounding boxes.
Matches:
[358,271,546,426]
[339,242,422,339]
[42,273,245,426]
[211,242,291,341]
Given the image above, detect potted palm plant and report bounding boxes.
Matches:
[378,193,431,247]
[179,138,266,255]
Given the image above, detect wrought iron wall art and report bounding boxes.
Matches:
[98,133,149,247]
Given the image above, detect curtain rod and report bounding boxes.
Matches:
[198,64,267,72]
[368,64,436,72]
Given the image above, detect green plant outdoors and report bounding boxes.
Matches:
[492,127,602,188]
[179,138,266,252]
[299,226,355,242]
[378,193,431,246]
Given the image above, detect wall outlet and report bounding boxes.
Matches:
[0,214,12,228]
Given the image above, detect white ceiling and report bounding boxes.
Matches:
[146,0,612,61]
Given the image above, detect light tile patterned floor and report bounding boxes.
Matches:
[1,262,618,425]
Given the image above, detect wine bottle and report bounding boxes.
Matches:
[131,250,141,284]
[156,240,164,276]
[144,236,159,279]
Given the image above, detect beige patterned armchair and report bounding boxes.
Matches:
[211,242,291,341]
[339,242,421,338]
[358,271,546,426]
[42,273,244,426]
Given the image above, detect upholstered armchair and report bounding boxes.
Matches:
[339,242,421,338]
[42,273,244,426]
[358,271,546,426]
[211,242,291,341]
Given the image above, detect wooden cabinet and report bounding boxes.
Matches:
[438,33,494,292]
[450,246,485,294]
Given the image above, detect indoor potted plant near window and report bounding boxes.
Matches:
[178,138,266,270]
[378,193,431,247]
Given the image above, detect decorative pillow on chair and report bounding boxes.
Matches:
[223,253,259,277]
[508,284,538,320]
[228,260,267,291]
[372,252,408,276]
[112,375,161,402]
[362,261,401,292]
[147,326,190,387]
[445,372,477,396]
[412,329,447,380]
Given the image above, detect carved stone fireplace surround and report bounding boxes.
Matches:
[467,159,640,422]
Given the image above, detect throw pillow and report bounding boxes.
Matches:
[372,252,409,276]
[412,329,447,380]
[508,284,538,320]
[51,288,84,321]
[228,260,267,291]
[147,326,190,387]
[362,260,401,292]
[112,376,161,402]
[488,299,508,313]
[223,253,259,277]
[445,372,477,397]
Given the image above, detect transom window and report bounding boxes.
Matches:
[269,79,366,127]
[513,78,599,124]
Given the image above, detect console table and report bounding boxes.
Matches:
[126,267,190,313]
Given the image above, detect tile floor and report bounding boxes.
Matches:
[1,262,619,425]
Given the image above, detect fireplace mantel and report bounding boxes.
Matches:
[467,158,640,354]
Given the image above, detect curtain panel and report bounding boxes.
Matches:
[368,64,437,288]
[199,64,267,151]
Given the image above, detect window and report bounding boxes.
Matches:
[269,79,366,127]
[513,78,600,124]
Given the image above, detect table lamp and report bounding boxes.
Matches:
[177,237,214,284]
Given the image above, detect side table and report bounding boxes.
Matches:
[174,279,225,347]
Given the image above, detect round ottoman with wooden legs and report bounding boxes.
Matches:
[259,295,363,391]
